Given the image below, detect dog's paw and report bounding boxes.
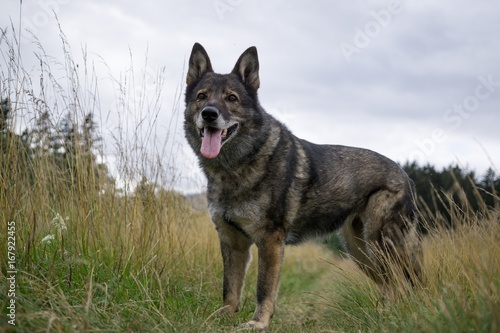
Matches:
[218,304,239,316]
[239,320,269,331]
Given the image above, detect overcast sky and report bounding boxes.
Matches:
[2,1,500,192]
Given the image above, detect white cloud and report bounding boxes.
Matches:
[2,0,499,192]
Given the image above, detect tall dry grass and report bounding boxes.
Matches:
[0,23,222,332]
[1,22,499,333]
[323,189,500,333]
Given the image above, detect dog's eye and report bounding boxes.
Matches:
[226,94,238,102]
[197,93,207,100]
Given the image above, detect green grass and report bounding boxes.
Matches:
[3,210,499,332]
[1,24,500,332]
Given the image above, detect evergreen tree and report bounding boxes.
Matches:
[0,98,10,134]
[14,103,113,191]
[0,97,33,198]
[1,98,11,152]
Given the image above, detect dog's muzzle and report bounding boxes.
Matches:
[197,106,238,159]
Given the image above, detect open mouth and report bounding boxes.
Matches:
[199,123,238,142]
[199,123,238,159]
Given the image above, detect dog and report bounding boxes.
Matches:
[184,43,423,330]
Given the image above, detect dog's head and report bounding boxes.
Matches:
[184,43,261,159]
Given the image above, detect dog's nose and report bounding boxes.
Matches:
[201,106,220,122]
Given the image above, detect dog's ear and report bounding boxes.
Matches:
[231,46,260,91]
[187,43,213,85]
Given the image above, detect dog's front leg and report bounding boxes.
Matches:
[218,226,253,314]
[246,230,285,330]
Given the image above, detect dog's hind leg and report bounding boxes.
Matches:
[362,188,424,290]
[339,215,385,285]
[378,215,423,289]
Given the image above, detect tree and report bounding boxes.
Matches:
[479,168,499,208]
[24,111,54,157]
[1,97,34,206]
[53,111,108,190]
[0,98,10,134]
[16,105,113,192]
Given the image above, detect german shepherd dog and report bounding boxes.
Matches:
[184,43,423,330]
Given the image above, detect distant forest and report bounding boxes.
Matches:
[2,97,499,230]
[402,162,499,230]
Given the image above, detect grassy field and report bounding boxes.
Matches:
[1,28,500,332]
[1,163,499,333]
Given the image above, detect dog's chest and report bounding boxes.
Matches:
[208,192,268,237]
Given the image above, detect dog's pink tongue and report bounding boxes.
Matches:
[201,128,223,159]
